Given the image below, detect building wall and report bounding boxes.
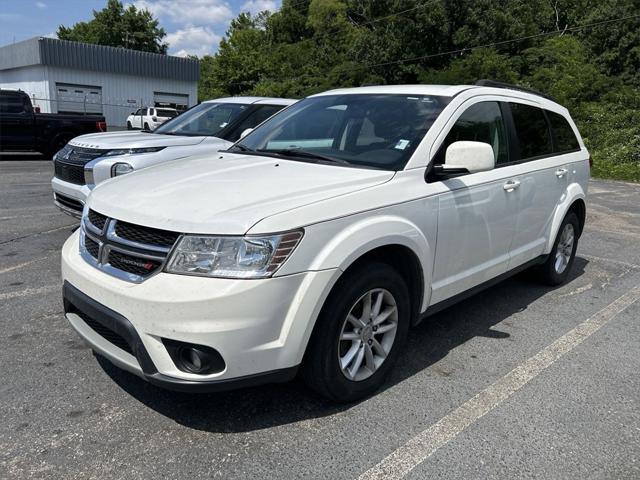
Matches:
[46,67,197,127]
[0,65,54,113]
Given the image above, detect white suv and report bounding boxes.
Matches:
[126,107,178,131]
[51,97,295,217]
[61,83,589,402]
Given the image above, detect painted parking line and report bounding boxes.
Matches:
[358,284,640,480]
[0,285,58,301]
[0,253,57,275]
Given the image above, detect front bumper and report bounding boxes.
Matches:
[61,231,339,390]
[51,176,93,218]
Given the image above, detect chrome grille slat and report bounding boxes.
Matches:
[79,214,180,283]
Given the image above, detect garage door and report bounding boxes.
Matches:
[56,83,103,114]
[153,92,189,112]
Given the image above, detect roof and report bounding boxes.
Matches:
[310,84,564,108]
[312,85,473,97]
[202,96,297,106]
[0,37,198,82]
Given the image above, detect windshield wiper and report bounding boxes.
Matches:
[256,148,351,166]
[228,143,254,153]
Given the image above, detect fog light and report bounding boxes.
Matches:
[162,339,225,375]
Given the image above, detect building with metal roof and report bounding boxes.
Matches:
[0,37,199,127]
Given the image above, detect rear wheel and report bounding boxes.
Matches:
[538,211,579,285]
[302,262,410,402]
[143,122,150,131]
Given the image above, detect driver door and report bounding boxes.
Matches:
[429,101,520,305]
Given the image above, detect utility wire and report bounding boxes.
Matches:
[213,12,640,88]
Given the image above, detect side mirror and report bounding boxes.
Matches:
[443,141,495,174]
[240,128,253,139]
[34,106,41,113]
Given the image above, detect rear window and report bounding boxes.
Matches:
[157,109,178,118]
[510,103,552,160]
[547,111,580,153]
[0,93,27,114]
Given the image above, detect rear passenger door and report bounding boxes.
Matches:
[429,100,519,305]
[506,102,578,268]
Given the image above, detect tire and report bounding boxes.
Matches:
[46,135,70,159]
[143,122,150,131]
[302,262,410,403]
[538,211,580,286]
[127,121,133,130]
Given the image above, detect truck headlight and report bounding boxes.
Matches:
[165,230,303,278]
[111,163,134,177]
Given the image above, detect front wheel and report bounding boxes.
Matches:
[127,121,133,130]
[538,211,580,285]
[302,262,410,402]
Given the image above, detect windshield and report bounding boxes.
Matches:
[234,94,448,170]
[154,102,249,136]
[156,109,178,118]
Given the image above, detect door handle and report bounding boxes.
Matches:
[555,168,568,178]
[503,180,521,192]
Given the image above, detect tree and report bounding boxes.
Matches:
[57,0,168,54]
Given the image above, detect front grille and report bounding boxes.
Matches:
[80,214,180,282]
[107,250,162,276]
[85,236,100,259]
[88,209,107,231]
[54,161,85,185]
[76,310,134,356]
[53,147,110,185]
[115,220,180,248]
[54,193,83,212]
[67,147,110,165]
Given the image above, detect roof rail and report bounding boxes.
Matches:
[474,79,557,102]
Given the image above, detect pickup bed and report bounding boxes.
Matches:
[0,89,106,158]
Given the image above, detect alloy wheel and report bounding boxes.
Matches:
[554,223,575,274]
[338,288,398,381]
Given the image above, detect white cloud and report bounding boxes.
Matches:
[133,0,233,26]
[35,1,47,9]
[165,26,222,57]
[240,0,277,15]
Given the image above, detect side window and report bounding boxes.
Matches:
[547,111,580,153]
[0,94,27,114]
[435,101,508,165]
[510,103,552,160]
[226,105,283,142]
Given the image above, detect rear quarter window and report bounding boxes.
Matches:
[509,103,552,160]
[547,111,580,153]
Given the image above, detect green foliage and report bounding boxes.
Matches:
[196,0,639,181]
[57,0,167,54]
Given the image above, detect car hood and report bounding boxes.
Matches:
[69,131,208,149]
[88,153,395,234]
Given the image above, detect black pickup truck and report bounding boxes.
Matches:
[0,89,106,158]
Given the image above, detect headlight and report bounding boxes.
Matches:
[103,147,165,157]
[111,163,134,176]
[165,230,303,279]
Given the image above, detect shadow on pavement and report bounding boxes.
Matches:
[0,152,49,161]
[98,257,588,433]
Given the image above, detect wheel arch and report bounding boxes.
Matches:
[545,183,587,253]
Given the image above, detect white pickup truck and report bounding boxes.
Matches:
[51,96,295,217]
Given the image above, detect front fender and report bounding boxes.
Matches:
[279,213,435,310]
[545,181,586,253]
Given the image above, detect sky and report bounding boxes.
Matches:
[0,0,282,57]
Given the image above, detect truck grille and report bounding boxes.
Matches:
[53,146,110,185]
[80,209,179,283]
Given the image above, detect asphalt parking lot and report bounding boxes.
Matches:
[1,158,639,479]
